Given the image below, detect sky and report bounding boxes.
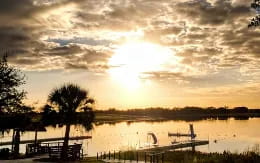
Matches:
[0,0,260,109]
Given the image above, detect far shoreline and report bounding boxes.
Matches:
[1,106,260,129]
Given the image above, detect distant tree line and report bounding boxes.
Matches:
[95,106,260,120]
[97,106,258,114]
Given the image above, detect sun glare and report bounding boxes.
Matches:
[108,42,176,89]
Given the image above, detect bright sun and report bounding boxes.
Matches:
[108,42,176,89]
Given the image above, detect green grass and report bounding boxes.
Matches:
[95,148,260,163]
[81,157,105,163]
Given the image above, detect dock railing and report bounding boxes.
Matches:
[26,141,64,156]
[97,150,165,163]
[48,143,82,160]
[26,141,83,160]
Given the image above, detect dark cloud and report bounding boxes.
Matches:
[143,71,186,81]
[48,37,111,46]
[0,0,75,23]
[12,57,42,65]
[44,44,83,57]
[0,26,35,49]
[41,43,112,71]
[176,46,222,59]
[0,0,34,20]
[219,27,260,59]
[0,0,259,81]
[144,68,249,88]
[0,24,45,67]
[0,0,113,72]
[175,0,251,25]
[143,24,184,44]
[65,62,110,72]
[79,49,111,64]
[47,44,111,63]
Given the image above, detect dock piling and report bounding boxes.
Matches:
[162,153,164,163]
[114,150,116,159]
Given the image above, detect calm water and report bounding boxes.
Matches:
[1,118,260,156]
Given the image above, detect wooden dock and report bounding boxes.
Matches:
[0,136,92,146]
[138,140,209,151]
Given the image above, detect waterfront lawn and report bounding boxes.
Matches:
[96,150,260,163]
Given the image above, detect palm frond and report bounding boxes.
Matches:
[48,83,94,115]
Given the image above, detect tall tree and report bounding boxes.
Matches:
[248,0,260,27]
[47,84,95,159]
[0,54,26,113]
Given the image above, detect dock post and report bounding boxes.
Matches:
[114,150,116,159]
[192,145,195,152]
[150,155,152,163]
[34,129,38,154]
[136,152,138,162]
[97,152,98,160]
[145,152,146,163]
[162,153,164,163]
[124,152,126,162]
[119,151,121,160]
[104,152,106,159]
[156,155,159,163]
[109,151,110,160]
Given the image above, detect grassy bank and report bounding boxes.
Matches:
[94,149,260,163]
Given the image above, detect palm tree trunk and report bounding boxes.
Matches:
[62,123,71,159]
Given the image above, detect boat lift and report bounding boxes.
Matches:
[139,124,208,152]
[147,132,158,145]
[168,124,197,141]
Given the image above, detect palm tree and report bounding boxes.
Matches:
[48,84,95,159]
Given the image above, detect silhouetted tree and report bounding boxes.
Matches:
[47,84,95,159]
[232,107,249,113]
[40,104,57,124]
[42,104,53,113]
[14,105,33,114]
[0,54,26,113]
[248,0,260,27]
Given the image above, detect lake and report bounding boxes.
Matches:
[1,118,260,156]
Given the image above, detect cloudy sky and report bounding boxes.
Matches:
[0,0,260,109]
